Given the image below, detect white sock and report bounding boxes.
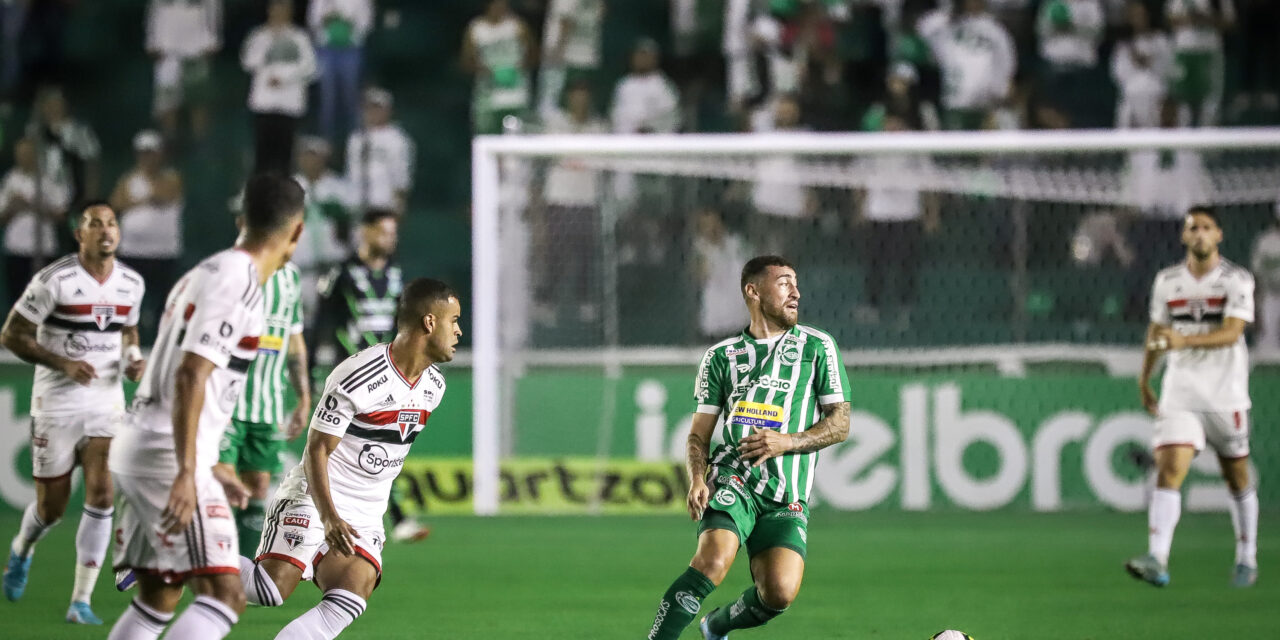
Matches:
[275,588,367,640]
[72,505,113,604]
[1148,488,1182,566]
[240,556,284,607]
[1227,488,1259,567]
[165,595,239,639]
[10,502,59,557]
[107,598,173,640]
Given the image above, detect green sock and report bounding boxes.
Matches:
[707,586,786,634]
[236,499,266,558]
[647,567,716,640]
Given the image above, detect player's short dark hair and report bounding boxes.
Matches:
[362,208,399,227]
[1186,205,1219,225]
[740,255,795,292]
[241,173,305,235]
[396,278,457,330]
[78,200,114,222]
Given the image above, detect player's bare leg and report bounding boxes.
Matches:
[241,556,304,607]
[238,469,272,557]
[66,437,115,623]
[1219,455,1258,586]
[703,547,803,637]
[648,529,735,639]
[1127,444,1194,586]
[107,574,182,640]
[3,469,72,601]
[162,573,246,639]
[275,552,377,639]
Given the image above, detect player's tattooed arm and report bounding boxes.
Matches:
[0,310,94,384]
[787,402,851,453]
[685,412,718,520]
[284,334,312,439]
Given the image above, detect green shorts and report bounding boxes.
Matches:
[697,466,809,559]
[218,418,283,474]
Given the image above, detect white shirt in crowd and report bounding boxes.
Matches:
[346,123,415,211]
[696,232,750,337]
[611,72,680,134]
[307,0,373,48]
[1166,0,1234,53]
[859,155,931,222]
[1037,0,1104,68]
[146,0,221,59]
[1123,149,1209,218]
[543,0,604,68]
[542,110,608,207]
[1149,259,1254,412]
[1112,30,1174,128]
[919,10,1016,111]
[241,23,317,117]
[118,171,183,259]
[0,168,70,257]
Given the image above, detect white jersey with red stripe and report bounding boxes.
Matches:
[110,248,265,479]
[12,254,144,418]
[1149,258,1255,412]
[276,343,446,526]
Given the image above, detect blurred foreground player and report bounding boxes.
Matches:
[645,256,852,639]
[240,278,461,639]
[1128,206,1257,588]
[106,175,304,640]
[1,204,146,623]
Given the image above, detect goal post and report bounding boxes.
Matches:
[469,128,1280,516]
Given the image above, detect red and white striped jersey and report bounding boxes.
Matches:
[110,248,265,478]
[279,343,447,525]
[1149,259,1255,412]
[14,254,144,417]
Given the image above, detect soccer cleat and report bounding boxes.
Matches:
[3,552,31,601]
[699,609,727,640]
[391,520,431,543]
[66,601,103,625]
[115,569,137,592]
[1125,554,1170,587]
[1231,563,1257,588]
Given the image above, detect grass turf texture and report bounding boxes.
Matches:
[0,510,1274,639]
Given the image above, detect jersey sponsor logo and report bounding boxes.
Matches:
[63,334,115,357]
[736,364,750,373]
[674,591,701,615]
[731,401,785,430]
[714,488,737,506]
[755,375,792,392]
[367,374,389,392]
[787,501,802,512]
[358,443,405,475]
[92,305,115,330]
[206,504,231,519]
[257,335,284,355]
[73,288,84,297]
[423,389,436,403]
[283,515,310,528]
[726,346,748,356]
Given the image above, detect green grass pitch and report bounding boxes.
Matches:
[0,510,1274,639]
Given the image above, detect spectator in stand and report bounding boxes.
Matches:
[1251,204,1280,352]
[1230,0,1280,119]
[241,0,317,175]
[307,0,373,145]
[611,38,680,134]
[1035,0,1104,127]
[293,135,352,316]
[692,206,750,340]
[146,0,221,142]
[862,61,941,131]
[462,0,536,135]
[0,137,69,306]
[108,130,182,338]
[1165,0,1234,127]
[749,94,814,256]
[537,0,604,120]
[1111,0,1172,129]
[918,0,1016,130]
[26,85,99,207]
[346,87,414,216]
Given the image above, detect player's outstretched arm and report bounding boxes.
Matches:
[303,428,360,556]
[1154,317,1248,351]
[162,352,217,533]
[685,413,717,521]
[0,309,96,384]
[1139,322,1166,416]
[284,333,312,439]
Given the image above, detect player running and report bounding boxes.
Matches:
[645,255,852,640]
[1127,206,1258,588]
[105,174,304,640]
[0,203,146,624]
[238,278,460,639]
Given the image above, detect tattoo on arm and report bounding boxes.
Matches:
[0,311,67,370]
[789,402,851,453]
[286,341,310,403]
[686,432,710,484]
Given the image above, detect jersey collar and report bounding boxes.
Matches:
[384,343,422,389]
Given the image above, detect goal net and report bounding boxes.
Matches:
[465,129,1280,515]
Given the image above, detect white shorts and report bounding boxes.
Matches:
[112,472,240,583]
[1153,409,1251,458]
[31,413,123,479]
[255,494,385,583]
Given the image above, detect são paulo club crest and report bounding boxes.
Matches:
[92,305,115,330]
[397,410,421,440]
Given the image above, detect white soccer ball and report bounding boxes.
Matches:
[931,631,974,640]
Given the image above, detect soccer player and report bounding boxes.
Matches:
[214,255,311,558]
[105,174,304,640]
[1127,206,1258,588]
[645,255,852,640]
[0,203,146,624]
[238,278,461,640]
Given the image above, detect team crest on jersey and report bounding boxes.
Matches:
[283,530,304,550]
[779,344,800,366]
[92,305,115,330]
[397,410,421,438]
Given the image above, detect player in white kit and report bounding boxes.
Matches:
[0,203,146,624]
[1128,206,1258,588]
[105,174,305,640]
[238,278,461,640]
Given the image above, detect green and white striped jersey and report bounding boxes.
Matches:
[234,262,304,425]
[694,325,851,504]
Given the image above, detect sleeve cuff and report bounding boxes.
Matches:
[290,323,305,336]
[819,393,846,406]
[181,343,231,370]
[309,421,348,438]
[695,404,721,416]
[1226,310,1254,323]
[13,304,46,325]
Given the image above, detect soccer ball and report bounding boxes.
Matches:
[931,632,974,640]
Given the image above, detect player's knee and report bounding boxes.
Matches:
[690,553,732,585]
[216,585,248,614]
[83,486,113,510]
[35,498,67,523]
[757,577,799,610]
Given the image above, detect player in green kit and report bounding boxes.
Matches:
[646,255,852,640]
[214,259,312,556]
